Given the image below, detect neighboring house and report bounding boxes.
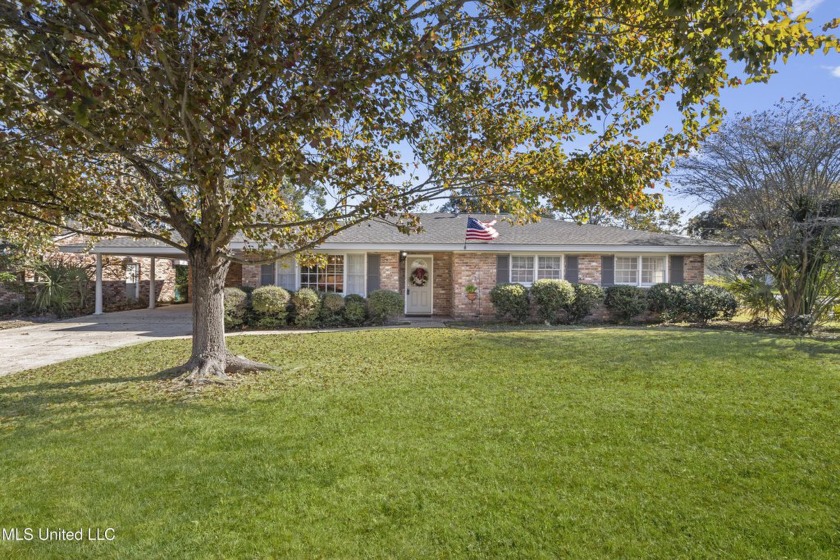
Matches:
[62,213,737,318]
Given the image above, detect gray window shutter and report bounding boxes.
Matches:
[496,255,510,285]
[564,256,579,284]
[670,256,684,285]
[366,254,381,293]
[260,263,276,286]
[601,255,614,287]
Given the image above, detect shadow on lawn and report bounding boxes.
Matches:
[0,366,243,433]
[0,363,194,397]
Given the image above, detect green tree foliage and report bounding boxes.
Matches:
[677,98,840,332]
[0,1,835,378]
[561,200,685,234]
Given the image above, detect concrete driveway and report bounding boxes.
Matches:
[0,304,192,376]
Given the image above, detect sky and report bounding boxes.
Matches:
[662,0,840,218]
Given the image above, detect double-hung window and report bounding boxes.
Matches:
[345,254,366,296]
[537,256,563,280]
[510,256,535,284]
[615,257,638,285]
[615,256,667,286]
[276,256,297,291]
[641,256,666,285]
[510,255,564,285]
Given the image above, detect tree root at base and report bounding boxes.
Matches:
[157,353,279,384]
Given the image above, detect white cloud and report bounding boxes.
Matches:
[821,65,840,78]
[792,0,825,15]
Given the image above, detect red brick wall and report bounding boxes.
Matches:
[578,254,602,285]
[451,252,497,319]
[226,263,243,287]
[431,253,452,316]
[379,253,400,292]
[684,255,705,284]
[0,282,23,307]
[242,264,260,288]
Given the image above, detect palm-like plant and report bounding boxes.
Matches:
[31,262,89,316]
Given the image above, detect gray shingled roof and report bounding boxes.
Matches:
[91,237,177,248]
[62,212,735,255]
[326,213,732,248]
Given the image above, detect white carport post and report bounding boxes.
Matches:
[148,257,156,309]
[94,253,103,315]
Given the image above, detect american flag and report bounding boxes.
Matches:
[465,217,499,241]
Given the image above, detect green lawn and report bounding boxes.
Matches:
[1,328,838,559]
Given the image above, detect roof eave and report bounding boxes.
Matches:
[313,242,739,254]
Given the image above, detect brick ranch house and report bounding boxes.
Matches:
[60,213,736,319]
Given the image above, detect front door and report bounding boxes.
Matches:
[405,256,433,315]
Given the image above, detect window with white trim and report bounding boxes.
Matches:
[615,256,667,286]
[345,254,366,296]
[537,256,563,280]
[510,256,535,284]
[510,255,564,285]
[615,257,638,285]
[300,255,344,293]
[276,256,297,291]
[641,256,666,285]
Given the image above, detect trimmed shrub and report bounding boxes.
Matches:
[251,286,290,328]
[367,289,404,324]
[344,294,367,326]
[489,283,529,323]
[530,279,575,324]
[604,285,648,322]
[223,287,249,330]
[319,292,346,327]
[565,283,605,322]
[679,284,738,324]
[291,288,321,327]
[647,283,685,322]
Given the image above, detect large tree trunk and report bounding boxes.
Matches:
[171,244,275,383]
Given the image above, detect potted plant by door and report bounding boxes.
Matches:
[465,284,478,301]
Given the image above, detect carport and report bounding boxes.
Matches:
[62,238,187,314]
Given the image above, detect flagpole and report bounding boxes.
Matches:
[463,215,469,250]
[477,269,481,319]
